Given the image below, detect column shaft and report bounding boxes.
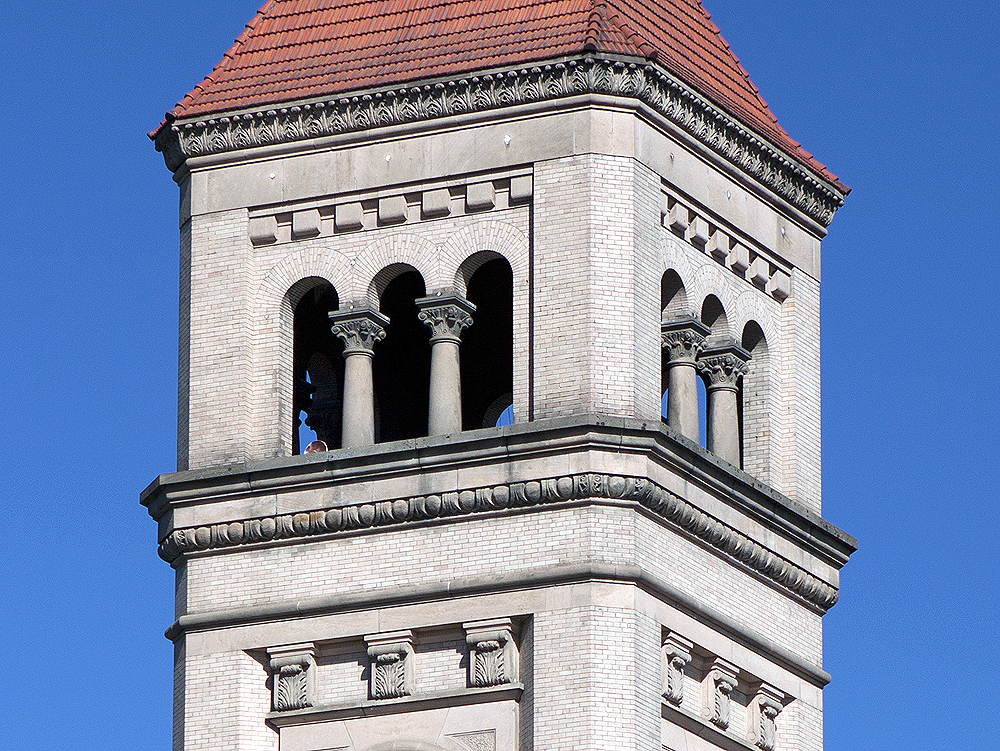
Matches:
[417,295,476,437]
[667,363,700,441]
[341,351,376,447]
[428,338,463,435]
[706,386,740,464]
[329,308,388,449]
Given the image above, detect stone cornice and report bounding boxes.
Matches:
[154,55,845,227]
[155,468,838,610]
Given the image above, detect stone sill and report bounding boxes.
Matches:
[142,415,855,564]
[265,684,523,728]
[662,701,760,751]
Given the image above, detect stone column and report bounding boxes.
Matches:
[416,295,476,436]
[698,341,750,466]
[329,308,389,448]
[661,316,711,441]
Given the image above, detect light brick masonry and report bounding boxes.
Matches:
[147,34,852,751]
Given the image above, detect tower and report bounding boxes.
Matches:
[143,2,855,751]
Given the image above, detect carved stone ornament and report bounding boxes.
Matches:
[449,730,497,751]
[328,308,389,354]
[464,618,518,688]
[661,632,693,706]
[155,57,844,227]
[749,683,784,751]
[157,472,840,610]
[268,643,315,711]
[365,631,414,699]
[416,295,476,343]
[698,341,751,391]
[661,316,711,365]
[706,658,739,730]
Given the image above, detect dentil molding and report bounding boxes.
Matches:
[154,56,844,227]
[157,471,839,610]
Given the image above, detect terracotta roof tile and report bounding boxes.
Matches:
[166,0,839,185]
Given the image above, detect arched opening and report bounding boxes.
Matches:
[460,256,514,429]
[660,270,689,422]
[661,270,688,320]
[700,294,729,342]
[292,281,342,454]
[741,321,769,479]
[373,267,430,442]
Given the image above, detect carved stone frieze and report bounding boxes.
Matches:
[268,644,315,711]
[706,658,739,730]
[698,342,751,391]
[449,730,497,751]
[365,631,414,699]
[661,632,693,706]
[156,472,839,610]
[749,683,784,751]
[328,309,389,354]
[155,56,844,226]
[416,295,476,343]
[661,316,711,365]
[465,618,518,688]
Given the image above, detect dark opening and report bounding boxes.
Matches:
[374,270,430,442]
[461,258,514,429]
[292,282,342,454]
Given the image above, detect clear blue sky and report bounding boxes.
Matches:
[1,2,996,749]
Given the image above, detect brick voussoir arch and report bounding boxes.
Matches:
[443,220,528,296]
[250,247,353,458]
[351,233,440,307]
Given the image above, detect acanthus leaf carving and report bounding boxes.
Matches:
[268,644,315,712]
[156,56,844,227]
[706,659,739,730]
[749,684,784,751]
[661,633,693,706]
[365,631,414,699]
[465,618,517,688]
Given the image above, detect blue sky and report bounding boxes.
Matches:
[1,1,997,749]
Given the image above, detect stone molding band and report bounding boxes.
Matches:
[155,56,844,227]
[166,560,831,688]
[158,471,838,610]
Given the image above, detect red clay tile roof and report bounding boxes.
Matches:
[167,0,840,186]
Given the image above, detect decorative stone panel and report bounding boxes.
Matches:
[268,643,316,711]
[749,683,784,751]
[365,631,414,699]
[464,618,518,688]
[661,632,693,706]
[705,658,739,730]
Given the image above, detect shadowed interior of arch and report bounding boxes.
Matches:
[293,282,342,454]
[374,269,430,442]
[460,257,514,429]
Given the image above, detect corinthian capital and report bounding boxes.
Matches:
[329,308,389,354]
[698,341,750,390]
[416,294,476,342]
[661,316,711,364]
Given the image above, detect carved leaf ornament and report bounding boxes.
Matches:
[158,57,844,227]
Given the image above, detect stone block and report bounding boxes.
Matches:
[421,188,452,218]
[248,215,277,245]
[668,203,689,234]
[768,269,791,301]
[509,175,533,203]
[749,256,770,287]
[334,202,364,231]
[466,181,495,211]
[291,208,321,239]
[378,195,408,224]
[728,242,750,275]
[707,230,729,262]
[688,216,709,248]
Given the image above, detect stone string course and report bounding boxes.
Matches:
[159,472,838,610]
[155,57,844,227]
